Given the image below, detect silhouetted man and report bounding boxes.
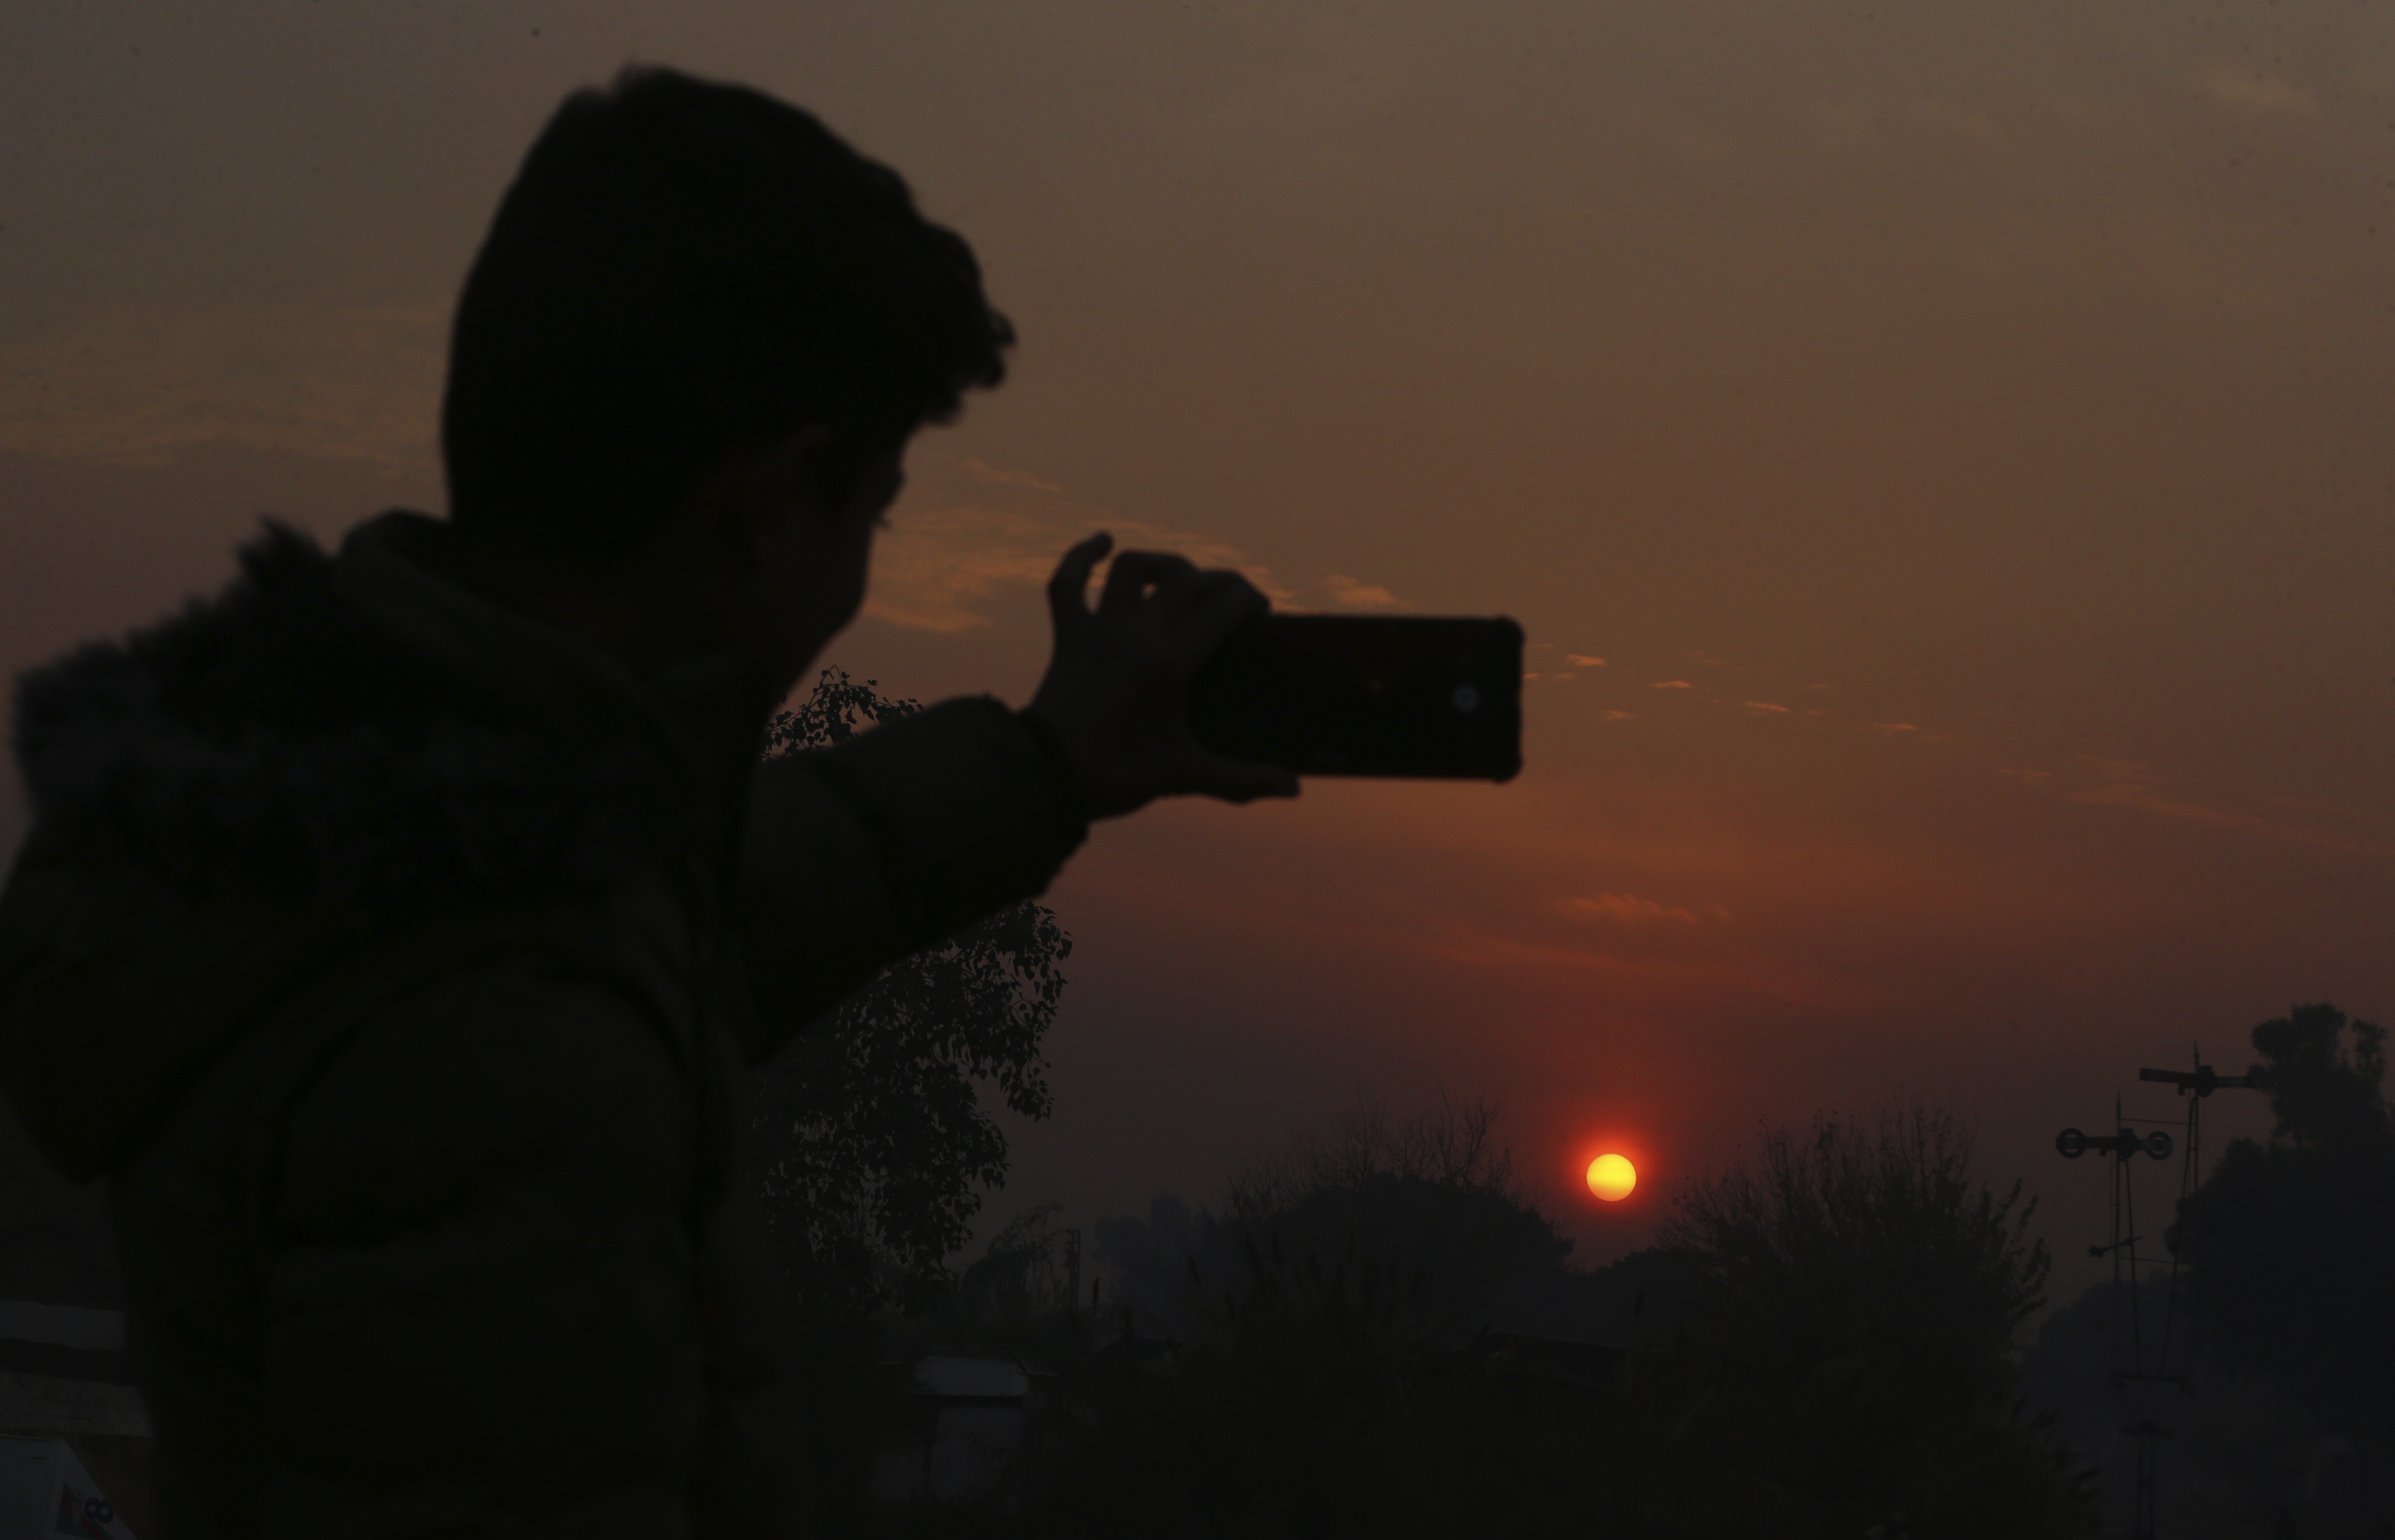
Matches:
[0,68,1292,1536]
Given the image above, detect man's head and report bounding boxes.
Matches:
[442,67,1012,568]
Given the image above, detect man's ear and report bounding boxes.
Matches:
[756,423,838,519]
[674,423,836,559]
[712,423,838,557]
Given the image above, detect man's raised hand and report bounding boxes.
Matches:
[1027,532,1301,820]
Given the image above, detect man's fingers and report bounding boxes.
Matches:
[1149,568,1259,626]
[1048,532,1114,629]
[1160,576,1270,669]
[1038,536,1296,813]
[1098,550,1199,618]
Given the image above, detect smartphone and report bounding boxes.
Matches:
[1188,614,1523,781]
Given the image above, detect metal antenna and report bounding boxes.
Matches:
[2055,1049,2264,1538]
[2133,1050,2265,1395]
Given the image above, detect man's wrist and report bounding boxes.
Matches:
[1014,706,1092,843]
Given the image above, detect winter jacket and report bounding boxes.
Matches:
[0,512,1084,1537]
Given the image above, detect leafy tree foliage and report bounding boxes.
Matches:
[750,670,1073,1309]
[2251,1000,2387,1153]
[1090,1096,1599,1351]
[2175,1003,2395,1451]
[1662,1103,2050,1385]
[1041,1098,1615,1537]
[1210,1095,1583,1343]
[875,1098,2095,1538]
[746,671,1072,1528]
[1038,1100,2091,1538]
[1644,1103,2091,1537]
[889,1202,1092,1373]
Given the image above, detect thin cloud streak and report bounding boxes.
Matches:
[1323,573,1404,608]
[2071,761,2395,861]
[0,299,445,474]
[958,455,1065,493]
[1560,893,1726,926]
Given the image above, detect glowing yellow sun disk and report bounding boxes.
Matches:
[1586,1153,1637,1202]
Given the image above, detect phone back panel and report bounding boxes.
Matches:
[1189,614,1523,781]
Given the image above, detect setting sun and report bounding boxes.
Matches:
[1586,1153,1637,1202]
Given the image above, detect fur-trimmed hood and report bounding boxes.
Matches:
[0,514,696,1177]
[12,519,680,910]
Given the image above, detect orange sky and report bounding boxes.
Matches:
[3,1,2389,1287]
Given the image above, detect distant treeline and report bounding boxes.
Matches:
[760,1086,2091,1537]
[750,1003,2389,1537]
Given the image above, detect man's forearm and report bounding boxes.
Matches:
[732,696,1085,1060]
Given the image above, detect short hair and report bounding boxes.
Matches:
[442,68,1013,563]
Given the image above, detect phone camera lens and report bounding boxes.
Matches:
[1451,684,1480,713]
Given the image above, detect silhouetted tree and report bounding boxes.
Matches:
[747,670,1072,1527]
[890,1202,1090,1371]
[1204,1094,1581,1344]
[1001,1099,2093,1538]
[1091,1192,1200,1322]
[751,670,1072,1309]
[1034,1098,1616,1538]
[1644,1103,2092,1537]
[2175,1003,2395,1461]
[1092,1095,1583,1344]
